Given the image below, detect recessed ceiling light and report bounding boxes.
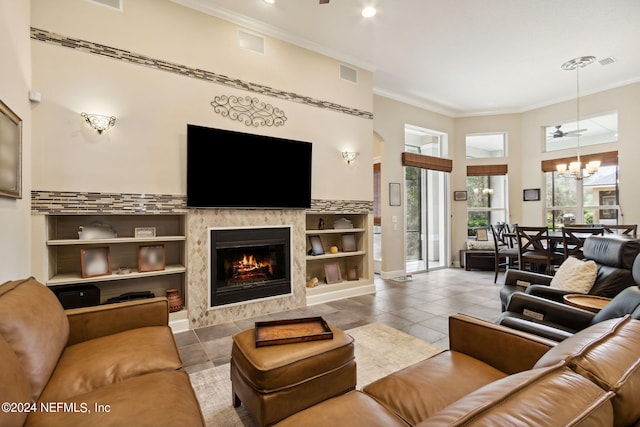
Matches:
[263,0,275,4]
[362,6,376,18]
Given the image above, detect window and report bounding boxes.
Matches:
[466,168,507,237]
[545,164,619,230]
[545,112,617,153]
[403,125,449,272]
[465,133,506,159]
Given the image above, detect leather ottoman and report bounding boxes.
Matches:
[231,324,356,426]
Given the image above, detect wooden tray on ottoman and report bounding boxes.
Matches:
[255,316,333,347]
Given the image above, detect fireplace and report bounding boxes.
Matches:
[210,227,291,307]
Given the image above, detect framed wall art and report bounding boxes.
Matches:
[134,227,157,238]
[0,99,22,199]
[341,233,357,252]
[80,247,112,278]
[476,228,488,241]
[308,235,324,255]
[324,262,342,284]
[346,265,359,281]
[523,188,540,202]
[138,244,166,272]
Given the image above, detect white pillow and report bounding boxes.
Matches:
[550,256,597,294]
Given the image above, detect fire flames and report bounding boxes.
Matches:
[231,254,273,280]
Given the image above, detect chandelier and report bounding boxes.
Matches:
[555,56,600,180]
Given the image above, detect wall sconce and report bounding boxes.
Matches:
[81,112,116,134]
[342,151,359,164]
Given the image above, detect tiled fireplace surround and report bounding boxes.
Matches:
[32,191,372,329]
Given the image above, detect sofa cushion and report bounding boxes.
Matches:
[589,265,635,297]
[25,370,204,427]
[550,257,597,294]
[39,326,183,402]
[534,316,640,427]
[0,278,70,400]
[274,390,407,427]
[362,351,506,425]
[0,336,32,427]
[418,363,613,427]
[582,235,640,269]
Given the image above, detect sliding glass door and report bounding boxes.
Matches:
[404,126,448,273]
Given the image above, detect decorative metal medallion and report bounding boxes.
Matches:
[211,95,287,127]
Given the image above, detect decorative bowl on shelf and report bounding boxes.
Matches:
[78,221,117,240]
[333,218,353,229]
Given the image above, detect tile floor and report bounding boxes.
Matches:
[174,268,503,374]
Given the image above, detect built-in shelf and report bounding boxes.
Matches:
[305,213,374,305]
[306,228,366,235]
[38,214,188,311]
[47,264,187,286]
[47,236,186,246]
[305,250,366,261]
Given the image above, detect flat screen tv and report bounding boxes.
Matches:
[187,124,312,209]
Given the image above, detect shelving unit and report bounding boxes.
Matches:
[39,214,187,326]
[305,213,374,304]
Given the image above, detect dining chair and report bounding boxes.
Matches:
[516,226,564,275]
[491,224,519,283]
[561,227,604,260]
[602,224,637,239]
[504,223,518,248]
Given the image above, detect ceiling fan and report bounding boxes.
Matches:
[549,125,587,139]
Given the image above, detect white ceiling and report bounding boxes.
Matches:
[172,0,640,117]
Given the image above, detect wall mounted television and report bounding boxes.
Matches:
[187,124,312,209]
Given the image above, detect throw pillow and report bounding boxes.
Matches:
[550,257,597,294]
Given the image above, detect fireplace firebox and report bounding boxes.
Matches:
[210,227,291,307]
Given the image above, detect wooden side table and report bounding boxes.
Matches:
[563,294,612,313]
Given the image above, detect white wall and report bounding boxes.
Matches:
[0,0,31,283]
[375,82,640,274]
[373,95,455,277]
[30,0,373,201]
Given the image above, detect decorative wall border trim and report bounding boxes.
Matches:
[308,199,373,214]
[31,27,373,120]
[31,190,187,215]
[31,192,372,215]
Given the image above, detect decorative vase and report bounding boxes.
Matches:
[166,288,184,313]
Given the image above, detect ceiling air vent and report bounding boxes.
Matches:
[339,64,358,83]
[87,0,122,11]
[238,30,265,55]
[598,57,616,66]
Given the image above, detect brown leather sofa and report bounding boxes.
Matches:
[275,314,640,427]
[0,277,205,427]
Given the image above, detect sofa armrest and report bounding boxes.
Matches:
[503,269,553,287]
[66,297,169,345]
[497,316,575,342]
[448,314,556,375]
[525,284,572,303]
[505,292,595,329]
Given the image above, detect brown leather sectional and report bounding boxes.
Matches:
[275,314,640,427]
[0,277,205,427]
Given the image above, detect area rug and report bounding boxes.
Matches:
[188,322,443,427]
